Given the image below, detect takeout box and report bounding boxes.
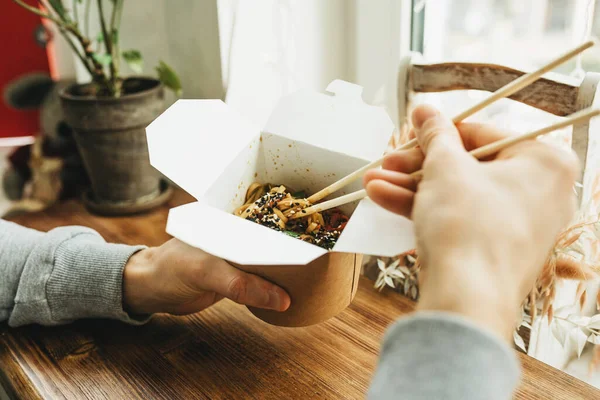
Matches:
[146,80,415,327]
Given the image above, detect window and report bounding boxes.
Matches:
[409,0,600,144]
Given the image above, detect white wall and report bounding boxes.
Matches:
[217,0,410,126]
[350,0,412,125]
[64,0,224,102]
[217,0,351,126]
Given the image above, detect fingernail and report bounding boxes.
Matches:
[412,105,439,129]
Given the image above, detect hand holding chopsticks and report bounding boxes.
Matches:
[291,107,600,219]
[306,40,595,206]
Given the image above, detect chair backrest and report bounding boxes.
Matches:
[396,53,600,209]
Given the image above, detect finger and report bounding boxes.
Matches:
[412,104,465,157]
[363,169,418,192]
[408,128,416,140]
[457,123,517,152]
[393,121,509,167]
[382,148,424,174]
[365,180,414,218]
[202,260,291,311]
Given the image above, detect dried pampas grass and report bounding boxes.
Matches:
[372,205,600,368]
[527,211,600,324]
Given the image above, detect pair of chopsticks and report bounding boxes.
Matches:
[295,107,600,218]
[291,40,597,220]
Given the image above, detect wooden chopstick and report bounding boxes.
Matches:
[292,189,368,220]
[411,107,600,178]
[291,107,600,219]
[306,139,418,204]
[306,40,595,205]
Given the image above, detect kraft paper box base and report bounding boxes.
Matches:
[146,80,415,327]
[236,253,363,327]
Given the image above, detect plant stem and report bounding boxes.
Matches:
[13,0,63,25]
[16,0,108,86]
[73,0,79,27]
[109,0,120,34]
[111,1,125,49]
[41,0,99,77]
[84,0,91,38]
[14,0,121,95]
[58,25,96,76]
[96,0,110,54]
[97,0,117,95]
[109,0,124,94]
[16,0,95,76]
[64,21,108,82]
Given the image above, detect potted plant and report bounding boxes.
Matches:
[13,0,182,215]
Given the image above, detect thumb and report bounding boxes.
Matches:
[412,104,465,158]
[209,261,291,311]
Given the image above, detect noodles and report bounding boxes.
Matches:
[234,183,349,250]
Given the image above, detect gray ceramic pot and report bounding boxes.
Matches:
[60,78,166,214]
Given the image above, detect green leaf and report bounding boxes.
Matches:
[92,53,112,66]
[155,61,182,97]
[122,49,143,74]
[96,32,104,43]
[283,230,300,238]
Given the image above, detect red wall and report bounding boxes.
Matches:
[1,1,50,138]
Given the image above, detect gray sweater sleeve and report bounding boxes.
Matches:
[0,219,149,326]
[369,312,521,400]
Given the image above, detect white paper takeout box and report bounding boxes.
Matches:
[146,80,415,326]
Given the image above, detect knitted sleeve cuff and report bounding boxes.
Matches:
[9,226,151,327]
[369,311,521,400]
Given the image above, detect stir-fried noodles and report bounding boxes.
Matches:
[234,183,349,250]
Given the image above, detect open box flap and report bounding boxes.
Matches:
[333,199,415,257]
[167,202,328,265]
[263,80,395,162]
[146,100,259,200]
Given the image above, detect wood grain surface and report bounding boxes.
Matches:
[411,63,581,116]
[1,190,598,399]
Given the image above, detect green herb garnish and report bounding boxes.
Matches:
[283,230,300,238]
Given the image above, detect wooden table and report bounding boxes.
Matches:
[1,190,598,399]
